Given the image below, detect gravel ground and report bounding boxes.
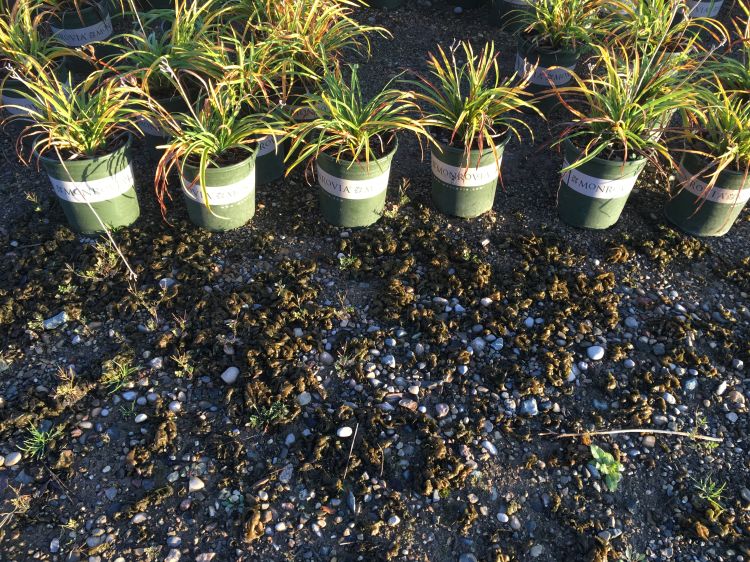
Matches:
[1,2,749,562]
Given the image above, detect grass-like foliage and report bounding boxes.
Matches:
[514,0,605,51]
[19,423,64,459]
[286,64,428,170]
[553,41,704,170]
[241,0,387,97]
[105,0,227,96]
[0,0,66,77]
[603,0,728,54]
[410,41,538,162]
[2,69,143,160]
[681,80,750,186]
[704,0,750,93]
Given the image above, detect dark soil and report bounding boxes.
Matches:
[0,2,749,562]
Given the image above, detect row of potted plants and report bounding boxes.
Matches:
[0,0,748,238]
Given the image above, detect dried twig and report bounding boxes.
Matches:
[342,422,359,481]
[540,428,722,443]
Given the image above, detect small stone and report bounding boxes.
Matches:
[435,403,450,418]
[50,538,60,553]
[453,5,462,13]
[716,381,728,396]
[726,412,739,423]
[524,317,535,329]
[279,464,293,484]
[663,392,676,405]
[481,440,497,456]
[732,358,745,370]
[496,513,509,523]
[168,401,182,413]
[520,398,538,417]
[399,398,418,411]
[382,355,396,368]
[121,390,137,401]
[189,476,205,492]
[387,515,400,526]
[275,522,287,532]
[131,513,147,524]
[642,436,656,448]
[195,554,216,562]
[625,316,639,329]
[134,413,148,424]
[43,311,68,330]
[165,549,181,562]
[220,367,239,385]
[740,487,750,503]
[297,391,312,406]
[480,297,493,307]
[337,426,353,438]
[4,451,21,467]
[587,346,605,361]
[320,351,335,365]
[653,343,666,356]
[530,545,544,558]
[285,433,296,446]
[159,278,176,290]
[727,390,745,405]
[624,359,636,369]
[684,378,698,391]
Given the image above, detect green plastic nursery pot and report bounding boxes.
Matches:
[40,137,140,234]
[516,35,579,98]
[489,0,533,30]
[50,1,113,71]
[430,136,508,218]
[255,134,286,185]
[316,141,397,228]
[558,140,646,229]
[664,153,750,237]
[139,95,187,150]
[1,76,36,115]
[368,0,405,7]
[181,152,257,232]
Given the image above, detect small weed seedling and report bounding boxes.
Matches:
[338,254,358,271]
[0,484,31,530]
[590,444,623,492]
[120,402,137,420]
[102,358,139,394]
[52,366,88,403]
[19,423,64,459]
[693,475,726,516]
[171,351,195,378]
[247,401,288,430]
[619,546,645,562]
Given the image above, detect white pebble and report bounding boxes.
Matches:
[221,367,239,385]
[189,476,205,492]
[134,414,148,423]
[337,426,353,438]
[587,346,605,361]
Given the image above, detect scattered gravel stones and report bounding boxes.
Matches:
[387,515,400,526]
[297,391,312,406]
[43,311,68,330]
[134,413,148,423]
[520,398,539,417]
[220,367,239,385]
[481,440,498,456]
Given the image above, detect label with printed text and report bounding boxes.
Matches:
[431,157,499,188]
[677,166,750,205]
[515,53,575,86]
[50,164,134,203]
[181,169,256,206]
[561,162,638,199]
[51,16,113,47]
[316,165,389,200]
[685,0,723,17]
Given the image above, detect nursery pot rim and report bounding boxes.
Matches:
[317,137,399,170]
[181,148,258,178]
[518,32,580,58]
[431,130,511,160]
[562,138,648,170]
[39,133,132,170]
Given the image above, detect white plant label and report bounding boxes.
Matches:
[50,164,134,203]
[182,169,256,206]
[515,53,575,87]
[257,135,280,157]
[2,95,35,115]
[677,166,750,205]
[685,0,723,17]
[561,162,638,199]
[289,105,317,122]
[316,165,389,200]
[51,16,113,47]
[431,157,499,188]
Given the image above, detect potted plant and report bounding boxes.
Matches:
[238,0,386,122]
[2,69,144,232]
[410,41,539,218]
[105,0,227,144]
[552,42,702,229]
[603,0,727,54]
[663,86,750,237]
[285,64,428,228]
[43,0,115,71]
[513,0,603,98]
[1,0,66,115]
[489,0,535,31]
[150,72,282,231]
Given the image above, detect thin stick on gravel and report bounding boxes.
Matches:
[540,429,723,443]
[343,422,359,482]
